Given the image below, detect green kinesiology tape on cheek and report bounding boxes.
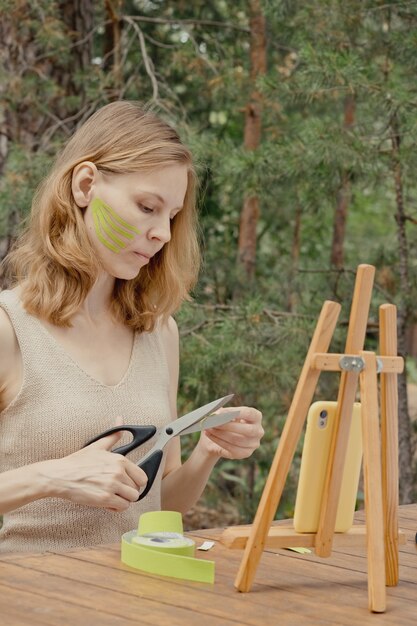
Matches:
[91,197,140,253]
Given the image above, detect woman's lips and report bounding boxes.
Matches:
[133,251,151,261]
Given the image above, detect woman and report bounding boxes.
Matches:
[0,101,263,552]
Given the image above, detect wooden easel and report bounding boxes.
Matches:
[221,264,406,613]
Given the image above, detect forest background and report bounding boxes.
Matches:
[0,0,416,529]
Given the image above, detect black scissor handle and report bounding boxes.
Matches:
[84,425,157,456]
[137,449,163,501]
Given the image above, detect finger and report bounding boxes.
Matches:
[125,460,148,490]
[104,495,132,512]
[205,436,253,460]
[115,482,143,503]
[220,407,262,424]
[210,421,263,438]
[118,471,142,491]
[207,423,261,443]
[205,429,257,452]
[113,414,124,427]
[202,435,232,459]
[87,429,123,451]
[216,406,262,423]
[86,415,126,451]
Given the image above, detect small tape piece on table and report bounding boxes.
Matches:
[121,511,215,583]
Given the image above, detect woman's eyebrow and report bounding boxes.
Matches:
[135,190,183,211]
[136,190,164,204]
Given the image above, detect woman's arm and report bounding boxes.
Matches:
[0,307,20,414]
[161,410,264,514]
[0,430,149,515]
[0,429,148,516]
[0,309,51,513]
[0,309,147,515]
[160,317,263,514]
[160,316,218,512]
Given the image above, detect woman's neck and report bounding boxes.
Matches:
[78,272,115,322]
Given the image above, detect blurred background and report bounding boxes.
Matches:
[0,0,416,527]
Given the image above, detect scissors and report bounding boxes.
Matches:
[84,394,239,501]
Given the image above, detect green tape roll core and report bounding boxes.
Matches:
[121,511,215,584]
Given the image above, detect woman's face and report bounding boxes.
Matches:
[83,163,188,280]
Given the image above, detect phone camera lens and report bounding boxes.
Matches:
[319,410,328,418]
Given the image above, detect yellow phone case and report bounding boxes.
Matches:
[293,401,363,533]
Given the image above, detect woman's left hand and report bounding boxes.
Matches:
[198,406,264,460]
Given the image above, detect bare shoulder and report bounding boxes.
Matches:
[158,316,179,350]
[0,306,19,385]
[0,306,18,360]
[157,316,179,385]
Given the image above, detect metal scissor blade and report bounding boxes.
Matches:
[170,394,235,437]
[180,410,240,435]
[139,395,235,465]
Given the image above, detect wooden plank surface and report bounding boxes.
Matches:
[0,505,415,625]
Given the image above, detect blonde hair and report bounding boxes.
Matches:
[4,101,200,332]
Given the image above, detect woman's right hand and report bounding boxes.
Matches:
[36,429,148,512]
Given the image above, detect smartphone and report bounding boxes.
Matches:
[293,401,363,533]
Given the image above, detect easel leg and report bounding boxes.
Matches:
[360,351,386,613]
[234,300,341,592]
[316,264,375,557]
[379,304,399,586]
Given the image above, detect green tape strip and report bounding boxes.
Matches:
[121,511,215,584]
[92,208,120,253]
[91,197,140,253]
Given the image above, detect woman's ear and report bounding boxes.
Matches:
[72,161,98,208]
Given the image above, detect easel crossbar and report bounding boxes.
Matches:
[221,525,407,551]
[312,353,403,373]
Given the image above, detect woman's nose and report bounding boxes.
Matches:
[148,216,171,243]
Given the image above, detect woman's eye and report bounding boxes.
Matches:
[138,204,153,213]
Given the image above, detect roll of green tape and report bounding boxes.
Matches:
[137,511,183,535]
[121,511,215,584]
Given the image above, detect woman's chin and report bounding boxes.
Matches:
[103,261,142,281]
[98,250,149,281]
[115,268,142,281]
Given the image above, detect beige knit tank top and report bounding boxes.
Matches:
[0,289,171,553]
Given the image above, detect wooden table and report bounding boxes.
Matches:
[0,504,415,625]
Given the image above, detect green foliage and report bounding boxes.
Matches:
[0,146,52,237]
[176,301,304,519]
[176,293,349,521]
[1,0,417,521]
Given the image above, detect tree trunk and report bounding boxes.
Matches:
[330,94,355,269]
[236,0,266,285]
[390,111,415,503]
[104,0,124,93]
[287,204,302,312]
